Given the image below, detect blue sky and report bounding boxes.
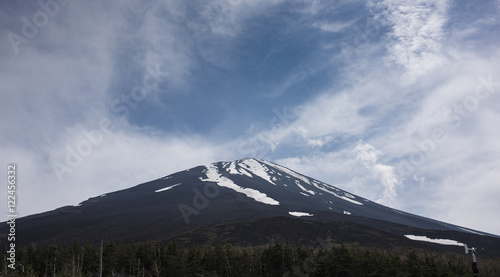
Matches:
[1,0,500,235]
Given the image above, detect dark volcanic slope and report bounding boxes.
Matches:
[3,158,499,256]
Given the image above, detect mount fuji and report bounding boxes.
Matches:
[3,158,499,257]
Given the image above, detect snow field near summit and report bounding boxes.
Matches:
[213,159,364,206]
[289,211,314,217]
[225,159,278,185]
[226,161,253,177]
[404,235,464,247]
[202,164,280,205]
[238,159,277,185]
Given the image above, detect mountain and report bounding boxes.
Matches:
[3,158,500,257]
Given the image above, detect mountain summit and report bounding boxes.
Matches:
[4,158,500,256]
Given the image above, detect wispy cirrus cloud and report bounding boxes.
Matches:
[312,18,359,33]
[371,0,449,85]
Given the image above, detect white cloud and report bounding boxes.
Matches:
[305,135,337,148]
[354,141,382,166]
[313,18,359,33]
[240,89,374,154]
[354,141,400,205]
[373,0,449,85]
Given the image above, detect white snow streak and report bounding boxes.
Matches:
[339,196,363,205]
[404,235,464,247]
[344,193,355,199]
[227,162,238,174]
[289,211,313,217]
[311,182,363,205]
[295,180,316,195]
[155,183,181,193]
[260,160,312,185]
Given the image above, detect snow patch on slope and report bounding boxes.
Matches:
[155,183,181,193]
[295,180,316,195]
[311,183,363,205]
[202,164,279,205]
[405,235,464,246]
[344,193,355,199]
[340,195,363,205]
[260,160,312,185]
[289,211,313,217]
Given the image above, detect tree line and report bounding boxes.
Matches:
[2,240,499,276]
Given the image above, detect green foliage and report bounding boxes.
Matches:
[1,240,499,276]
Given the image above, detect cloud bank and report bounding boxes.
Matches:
[1,0,499,235]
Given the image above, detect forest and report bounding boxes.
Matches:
[2,240,499,276]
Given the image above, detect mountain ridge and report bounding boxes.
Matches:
[2,157,499,257]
